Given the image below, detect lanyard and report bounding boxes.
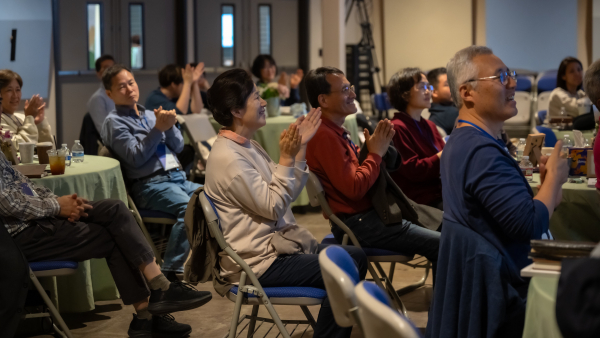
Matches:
[457,119,508,152]
[413,119,439,152]
[344,132,359,158]
[2,112,22,127]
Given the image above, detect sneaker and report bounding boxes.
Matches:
[127,314,192,338]
[148,281,213,315]
[164,271,180,283]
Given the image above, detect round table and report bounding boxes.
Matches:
[209,114,361,207]
[30,155,127,313]
[522,276,563,338]
[529,173,600,242]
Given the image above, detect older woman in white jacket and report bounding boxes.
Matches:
[205,69,367,338]
[0,70,53,149]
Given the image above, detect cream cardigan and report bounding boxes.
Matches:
[548,87,590,117]
[204,132,312,283]
[0,112,53,150]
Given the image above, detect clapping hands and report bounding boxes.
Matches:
[294,107,322,146]
[24,94,46,124]
[278,124,302,167]
[154,106,177,132]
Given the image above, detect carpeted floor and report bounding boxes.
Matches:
[16,210,433,338]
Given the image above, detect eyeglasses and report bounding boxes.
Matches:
[465,70,517,86]
[415,83,434,92]
[332,85,355,96]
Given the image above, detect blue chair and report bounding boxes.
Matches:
[355,281,423,338]
[28,261,78,338]
[306,172,430,318]
[515,75,534,92]
[199,191,326,338]
[536,126,558,147]
[536,70,558,94]
[371,93,393,120]
[537,110,548,125]
[318,246,362,329]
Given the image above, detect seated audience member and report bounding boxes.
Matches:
[427,67,459,135]
[0,151,212,337]
[426,46,568,338]
[388,68,445,210]
[101,64,201,281]
[251,54,303,106]
[0,70,52,150]
[585,59,600,193]
[549,57,590,117]
[304,67,441,277]
[204,69,367,338]
[87,55,116,133]
[145,63,206,115]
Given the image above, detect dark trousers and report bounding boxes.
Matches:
[258,244,368,338]
[0,225,29,338]
[13,199,155,305]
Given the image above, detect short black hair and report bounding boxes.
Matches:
[304,67,345,108]
[557,57,583,91]
[95,55,115,73]
[207,68,255,127]
[251,55,277,80]
[102,64,132,90]
[387,67,424,112]
[427,67,447,90]
[159,64,183,88]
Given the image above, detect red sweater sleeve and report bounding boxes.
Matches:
[308,131,382,201]
[392,123,441,182]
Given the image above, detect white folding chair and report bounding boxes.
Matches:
[306,171,430,318]
[536,91,552,115]
[505,91,534,138]
[176,114,217,180]
[318,246,362,330]
[199,191,325,338]
[355,281,423,338]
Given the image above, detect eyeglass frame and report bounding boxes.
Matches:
[464,70,518,86]
[330,84,355,96]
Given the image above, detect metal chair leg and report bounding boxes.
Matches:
[300,306,317,328]
[247,305,259,338]
[229,272,247,338]
[397,260,430,296]
[29,269,73,338]
[373,262,409,318]
[257,292,291,338]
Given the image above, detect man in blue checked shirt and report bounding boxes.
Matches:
[101,64,201,282]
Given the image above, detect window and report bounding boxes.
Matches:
[129,4,144,69]
[258,5,271,55]
[87,3,103,70]
[221,5,235,67]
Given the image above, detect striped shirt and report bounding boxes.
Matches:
[0,152,60,236]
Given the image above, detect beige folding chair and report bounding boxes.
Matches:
[306,171,430,317]
[176,114,217,181]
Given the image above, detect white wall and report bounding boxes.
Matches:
[486,0,578,72]
[593,0,600,62]
[382,0,472,83]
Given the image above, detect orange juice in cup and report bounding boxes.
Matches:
[48,149,66,175]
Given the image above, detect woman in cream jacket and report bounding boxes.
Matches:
[0,70,52,149]
[205,69,367,338]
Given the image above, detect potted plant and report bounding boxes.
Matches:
[258,82,289,117]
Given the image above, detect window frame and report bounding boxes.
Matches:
[86,2,104,70]
[221,4,236,68]
[257,4,272,55]
[128,2,146,70]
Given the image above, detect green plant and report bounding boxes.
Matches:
[258,83,281,100]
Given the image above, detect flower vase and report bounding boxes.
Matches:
[266,97,281,117]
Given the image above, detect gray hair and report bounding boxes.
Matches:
[584,59,600,108]
[446,46,493,108]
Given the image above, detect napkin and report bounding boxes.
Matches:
[572,130,585,148]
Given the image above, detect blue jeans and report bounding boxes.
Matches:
[131,171,201,273]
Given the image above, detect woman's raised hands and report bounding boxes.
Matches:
[294,107,322,146]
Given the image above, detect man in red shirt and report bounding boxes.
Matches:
[304,67,440,268]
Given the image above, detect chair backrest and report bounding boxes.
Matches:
[306,171,335,217]
[198,191,230,251]
[374,93,392,111]
[355,281,423,338]
[505,92,531,125]
[536,70,558,93]
[319,246,361,328]
[537,110,548,125]
[537,91,552,113]
[515,75,534,92]
[177,114,217,143]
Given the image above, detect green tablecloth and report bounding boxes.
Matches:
[209,114,361,207]
[30,155,127,312]
[529,173,600,241]
[552,129,594,144]
[522,276,563,338]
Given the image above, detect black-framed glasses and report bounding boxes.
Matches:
[465,70,517,86]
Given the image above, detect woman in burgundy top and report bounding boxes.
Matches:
[388,68,445,209]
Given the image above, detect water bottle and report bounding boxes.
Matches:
[559,107,567,129]
[60,144,71,166]
[516,138,526,161]
[562,134,573,156]
[72,140,84,163]
[520,156,534,182]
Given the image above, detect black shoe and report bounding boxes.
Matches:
[164,271,180,283]
[127,313,192,338]
[148,281,212,315]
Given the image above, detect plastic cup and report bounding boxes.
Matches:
[48,149,65,175]
[18,142,35,163]
[37,142,54,164]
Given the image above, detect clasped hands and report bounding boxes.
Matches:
[154,106,178,132]
[57,194,93,223]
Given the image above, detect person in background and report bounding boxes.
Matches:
[427,67,459,136]
[101,64,201,281]
[548,57,590,117]
[0,69,52,150]
[387,68,445,210]
[427,46,568,337]
[87,55,116,133]
[584,59,600,193]
[251,54,303,106]
[145,63,206,115]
